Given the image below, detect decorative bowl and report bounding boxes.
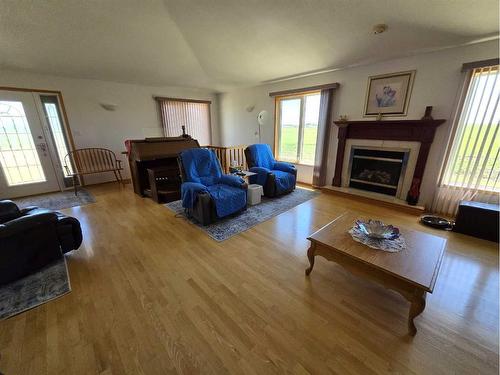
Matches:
[355,219,400,240]
[420,215,453,230]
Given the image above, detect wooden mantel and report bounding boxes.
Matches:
[332,119,446,199]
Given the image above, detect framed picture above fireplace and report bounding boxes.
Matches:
[363,70,415,117]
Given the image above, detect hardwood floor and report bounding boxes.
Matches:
[1,183,498,374]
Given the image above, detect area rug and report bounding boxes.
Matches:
[0,258,71,320]
[165,187,319,241]
[14,188,95,210]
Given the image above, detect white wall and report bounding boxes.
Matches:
[0,70,219,184]
[218,40,499,206]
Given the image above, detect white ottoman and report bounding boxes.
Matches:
[247,184,263,205]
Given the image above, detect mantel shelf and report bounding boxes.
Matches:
[333,119,446,127]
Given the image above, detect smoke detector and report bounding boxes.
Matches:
[372,24,388,34]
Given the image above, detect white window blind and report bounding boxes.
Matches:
[158,98,211,145]
[433,65,499,215]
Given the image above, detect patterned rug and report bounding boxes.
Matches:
[165,187,319,241]
[0,258,71,320]
[14,189,95,210]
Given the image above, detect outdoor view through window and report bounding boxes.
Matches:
[441,65,500,192]
[277,92,320,165]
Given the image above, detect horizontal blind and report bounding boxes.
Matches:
[158,99,211,145]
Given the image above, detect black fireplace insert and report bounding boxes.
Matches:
[349,148,408,196]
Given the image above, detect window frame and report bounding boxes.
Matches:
[274,90,321,166]
[438,65,500,193]
[155,96,212,146]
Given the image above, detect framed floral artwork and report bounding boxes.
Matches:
[363,70,416,117]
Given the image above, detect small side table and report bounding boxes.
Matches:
[232,170,257,181]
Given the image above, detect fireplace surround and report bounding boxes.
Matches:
[333,119,446,204]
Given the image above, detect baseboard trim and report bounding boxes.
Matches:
[80,178,131,187]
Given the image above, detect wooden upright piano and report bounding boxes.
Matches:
[126,137,199,203]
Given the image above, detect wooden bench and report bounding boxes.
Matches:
[64,148,124,195]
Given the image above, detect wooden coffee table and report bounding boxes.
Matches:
[305,212,446,335]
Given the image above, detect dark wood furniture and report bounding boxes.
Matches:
[306,211,446,335]
[454,201,499,242]
[146,166,182,203]
[64,148,124,195]
[127,137,199,203]
[332,119,446,203]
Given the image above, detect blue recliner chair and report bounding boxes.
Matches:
[244,144,297,197]
[178,148,247,225]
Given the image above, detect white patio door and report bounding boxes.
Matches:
[0,90,60,198]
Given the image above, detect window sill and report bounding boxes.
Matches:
[276,159,314,167]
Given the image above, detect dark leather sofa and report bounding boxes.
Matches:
[0,200,82,285]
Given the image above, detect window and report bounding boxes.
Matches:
[157,98,212,145]
[39,95,74,187]
[275,92,320,165]
[441,65,499,192]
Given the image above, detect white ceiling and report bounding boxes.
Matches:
[1,0,498,91]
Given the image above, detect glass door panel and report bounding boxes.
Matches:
[0,91,60,198]
[0,101,47,185]
[301,93,321,165]
[278,98,301,162]
[40,95,74,186]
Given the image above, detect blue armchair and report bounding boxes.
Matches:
[178,148,247,225]
[244,144,297,197]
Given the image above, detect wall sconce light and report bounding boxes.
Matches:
[100,103,118,111]
[246,105,255,112]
